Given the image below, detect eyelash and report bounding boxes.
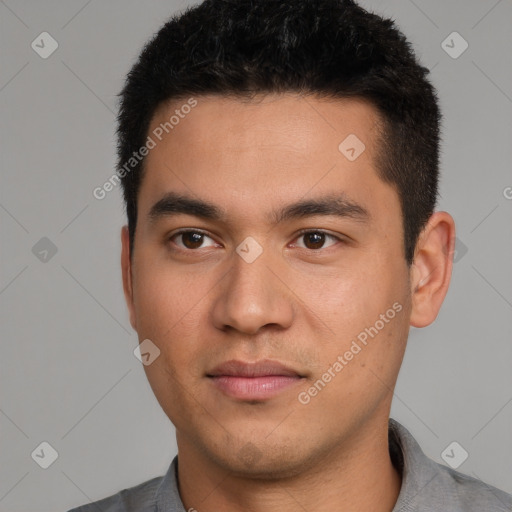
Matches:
[167,228,343,252]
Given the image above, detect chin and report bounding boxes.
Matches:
[207,440,318,480]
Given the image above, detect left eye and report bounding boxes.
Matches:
[292,230,340,250]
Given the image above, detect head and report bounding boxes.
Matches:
[119,0,455,477]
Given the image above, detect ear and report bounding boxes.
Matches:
[409,211,456,328]
[121,225,137,331]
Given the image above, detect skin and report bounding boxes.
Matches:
[121,93,455,512]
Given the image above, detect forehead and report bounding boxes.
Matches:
[149,93,382,158]
[138,93,394,224]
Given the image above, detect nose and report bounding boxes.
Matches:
[211,248,294,335]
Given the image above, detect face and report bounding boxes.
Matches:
[122,93,415,477]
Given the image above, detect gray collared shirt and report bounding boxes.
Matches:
[67,418,512,511]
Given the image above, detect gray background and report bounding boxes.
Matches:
[0,1,511,511]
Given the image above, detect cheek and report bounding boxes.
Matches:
[132,257,206,334]
[291,255,404,334]
[299,255,410,376]
[297,304,409,427]
[134,266,202,416]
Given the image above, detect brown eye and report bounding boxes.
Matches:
[294,230,340,250]
[303,232,326,249]
[170,230,217,250]
[180,232,204,249]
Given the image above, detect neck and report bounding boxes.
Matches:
[176,416,402,512]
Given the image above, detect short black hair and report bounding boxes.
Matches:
[117,0,441,265]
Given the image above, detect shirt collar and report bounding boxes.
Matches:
[388,418,441,510]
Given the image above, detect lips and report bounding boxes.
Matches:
[207,359,303,378]
[207,359,304,401]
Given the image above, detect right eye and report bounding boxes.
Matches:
[168,229,219,251]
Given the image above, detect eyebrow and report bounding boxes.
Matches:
[147,191,370,226]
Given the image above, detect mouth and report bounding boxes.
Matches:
[206,359,305,401]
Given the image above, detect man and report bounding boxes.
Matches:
[69,0,512,510]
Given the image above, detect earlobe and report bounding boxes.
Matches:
[121,225,137,331]
[409,211,455,328]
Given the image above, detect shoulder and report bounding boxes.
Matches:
[66,456,184,512]
[66,475,163,512]
[432,463,512,511]
[389,418,512,511]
